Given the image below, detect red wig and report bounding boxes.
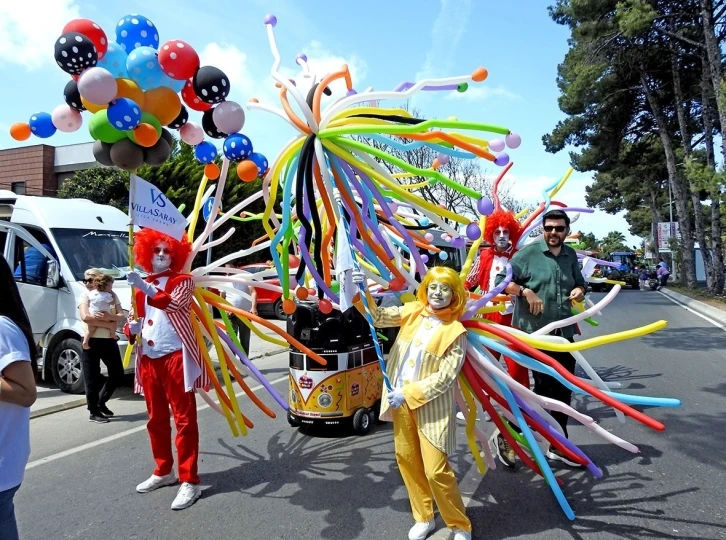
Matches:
[484,209,522,245]
[133,228,192,273]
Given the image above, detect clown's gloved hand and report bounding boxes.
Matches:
[127,272,157,297]
[128,319,142,335]
[388,388,405,409]
[352,270,365,285]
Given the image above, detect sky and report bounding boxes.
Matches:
[0,0,641,246]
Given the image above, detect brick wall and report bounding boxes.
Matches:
[0,145,57,196]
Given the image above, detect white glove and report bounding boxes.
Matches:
[387,388,405,409]
[352,269,365,285]
[127,272,157,297]
[128,319,142,335]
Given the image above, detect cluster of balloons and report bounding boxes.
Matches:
[9,14,267,177]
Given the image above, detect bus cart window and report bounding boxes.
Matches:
[308,353,337,371]
[290,352,304,370]
[362,347,378,365]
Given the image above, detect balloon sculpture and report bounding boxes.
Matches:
[217,14,680,521]
[9,14,267,178]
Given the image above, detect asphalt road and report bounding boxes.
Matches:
[14,291,726,540]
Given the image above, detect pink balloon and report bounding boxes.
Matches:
[505,132,522,149]
[51,104,82,133]
[212,101,245,135]
[424,232,434,242]
[180,122,204,145]
[489,138,505,152]
[77,67,117,105]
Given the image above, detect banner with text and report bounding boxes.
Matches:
[129,174,186,241]
[657,222,680,252]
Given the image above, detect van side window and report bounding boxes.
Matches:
[13,231,55,287]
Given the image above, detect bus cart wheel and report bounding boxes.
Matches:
[287,411,301,427]
[352,408,372,435]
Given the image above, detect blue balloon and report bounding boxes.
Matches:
[126,46,165,91]
[195,141,218,163]
[248,152,268,174]
[29,112,56,139]
[222,133,253,160]
[97,42,128,79]
[107,98,142,130]
[159,73,185,93]
[439,251,449,261]
[115,14,160,52]
[419,217,431,226]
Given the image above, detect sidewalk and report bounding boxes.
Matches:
[659,287,726,327]
[30,319,288,419]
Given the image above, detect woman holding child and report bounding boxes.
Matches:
[78,268,125,423]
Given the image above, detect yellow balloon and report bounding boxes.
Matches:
[115,78,145,109]
[143,86,181,126]
[81,96,107,113]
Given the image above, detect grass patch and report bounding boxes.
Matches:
[668,285,726,311]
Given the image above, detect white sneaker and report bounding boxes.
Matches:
[453,529,472,540]
[136,473,177,493]
[171,482,202,510]
[456,411,466,421]
[408,519,435,540]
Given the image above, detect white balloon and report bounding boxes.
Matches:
[179,122,204,145]
[212,100,245,134]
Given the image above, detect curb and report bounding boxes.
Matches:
[659,287,726,327]
[30,348,290,420]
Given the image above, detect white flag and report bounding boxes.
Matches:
[335,221,356,312]
[129,174,187,241]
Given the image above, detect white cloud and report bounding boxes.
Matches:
[446,84,521,102]
[416,0,473,81]
[199,42,256,99]
[0,0,80,69]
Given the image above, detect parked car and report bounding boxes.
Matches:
[0,190,132,394]
[239,263,285,320]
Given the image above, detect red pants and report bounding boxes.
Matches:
[484,311,530,388]
[139,351,200,484]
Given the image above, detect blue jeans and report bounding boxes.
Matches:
[0,484,20,540]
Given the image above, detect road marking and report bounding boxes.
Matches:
[658,291,726,332]
[26,375,289,471]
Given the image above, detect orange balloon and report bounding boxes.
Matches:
[115,78,145,108]
[81,96,107,113]
[295,287,309,300]
[432,158,441,169]
[204,163,220,180]
[134,123,159,147]
[10,122,31,141]
[282,298,296,315]
[143,86,181,126]
[471,67,488,82]
[237,160,258,182]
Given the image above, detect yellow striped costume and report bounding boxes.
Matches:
[369,299,471,532]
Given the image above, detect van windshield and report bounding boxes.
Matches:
[51,228,131,280]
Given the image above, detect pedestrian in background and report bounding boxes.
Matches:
[224,263,258,356]
[0,257,38,540]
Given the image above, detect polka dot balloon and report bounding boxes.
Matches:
[247,152,268,175]
[29,112,57,139]
[51,104,83,133]
[115,14,160,52]
[97,41,128,79]
[194,141,218,164]
[62,19,108,60]
[192,66,230,104]
[126,46,165,91]
[107,97,142,130]
[63,80,86,112]
[54,32,98,76]
[158,40,200,81]
[168,105,188,130]
[182,79,212,112]
[222,133,253,161]
[202,109,226,139]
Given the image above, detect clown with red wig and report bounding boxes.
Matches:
[464,209,528,468]
[125,228,208,511]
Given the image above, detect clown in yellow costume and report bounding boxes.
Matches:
[356,266,472,540]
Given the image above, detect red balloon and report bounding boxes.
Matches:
[182,79,212,112]
[388,277,405,291]
[319,299,333,315]
[62,19,108,59]
[158,40,200,81]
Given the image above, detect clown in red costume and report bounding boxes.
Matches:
[464,209,526,468]
[125,229,209,510]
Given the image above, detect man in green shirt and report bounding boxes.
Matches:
[495,209,586,467]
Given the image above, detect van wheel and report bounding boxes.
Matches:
[352,408,372,435]
[274,299,286,320]
[51,338,85,394]
[287,411,301,427]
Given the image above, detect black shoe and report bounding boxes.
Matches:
[99,405,115,417]
[89,414,110,424]
[496,432,517,469]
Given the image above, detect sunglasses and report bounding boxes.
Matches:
[82,278,94,283]
[153,247,171,254]
[543,225,567,233]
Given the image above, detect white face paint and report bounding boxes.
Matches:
[494,226,510,250]
[427,281,453,310]
[151,242,172,273]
